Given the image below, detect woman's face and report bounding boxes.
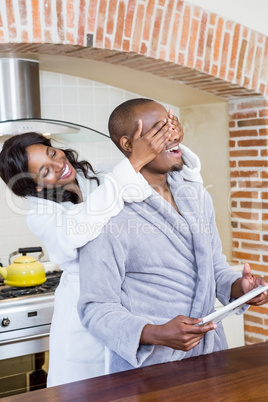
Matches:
[27,144,77,190]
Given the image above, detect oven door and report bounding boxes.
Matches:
[0,327,50,397]
[0,351,50,397]
[0,324,51,360]
[0,328,50,397]
[0,295,54,397]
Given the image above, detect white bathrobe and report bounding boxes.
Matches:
[26,147,202,387]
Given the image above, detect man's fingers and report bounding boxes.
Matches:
[242,262,252,277]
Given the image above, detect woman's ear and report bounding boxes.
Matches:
[119,136,133,154]
[36,185,43,192]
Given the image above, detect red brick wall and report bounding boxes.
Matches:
[229,98,268,343]
[1,1,268,98]
[0,0,267,344]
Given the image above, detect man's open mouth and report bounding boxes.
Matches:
[166,145,180,153]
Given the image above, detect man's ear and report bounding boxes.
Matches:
[36,186,43,192]
[119,136,133,154]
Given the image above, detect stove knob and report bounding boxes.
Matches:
[1,317,10,327]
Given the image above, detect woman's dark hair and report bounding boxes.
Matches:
[0,132,99,204]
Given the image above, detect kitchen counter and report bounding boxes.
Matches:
[3,342,268,401]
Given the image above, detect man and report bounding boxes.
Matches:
[78,98,268,374]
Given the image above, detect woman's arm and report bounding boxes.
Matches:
[25,120,173,265]
[26,164,147,265]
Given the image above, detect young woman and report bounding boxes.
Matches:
[0,115,202,387]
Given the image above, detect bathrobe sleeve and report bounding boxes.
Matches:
[180,144,203,184]
[78,230,155,368]
[26,158,151,265]
[205,191,244,307]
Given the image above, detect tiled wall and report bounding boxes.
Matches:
[0,71,179,266]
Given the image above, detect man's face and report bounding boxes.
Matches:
[136,102,184,175]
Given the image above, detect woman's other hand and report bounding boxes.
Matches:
[168,109,184,142]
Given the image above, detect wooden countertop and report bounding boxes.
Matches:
[3,342,268,401]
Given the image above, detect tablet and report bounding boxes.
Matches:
[197,284,268,326]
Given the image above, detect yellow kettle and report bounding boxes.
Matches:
[0,247,47,287]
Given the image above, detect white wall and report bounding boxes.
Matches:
[188,0,268,36]
[180,103,231,259]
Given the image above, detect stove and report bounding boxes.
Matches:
[0,270,62,360]
[0,270,61,300]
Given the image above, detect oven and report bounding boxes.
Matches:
[0,270,62,397]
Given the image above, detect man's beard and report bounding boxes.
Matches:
[171,162,183,172]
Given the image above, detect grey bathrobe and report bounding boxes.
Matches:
[78,172,244,373]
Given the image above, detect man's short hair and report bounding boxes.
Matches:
[108,98,154,149]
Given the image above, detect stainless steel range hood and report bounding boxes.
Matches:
[0,58,109,141]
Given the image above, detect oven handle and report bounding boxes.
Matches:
[0,332,50,345]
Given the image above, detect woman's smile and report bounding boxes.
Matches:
[27,143,77,189]
[60,163,72,180]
